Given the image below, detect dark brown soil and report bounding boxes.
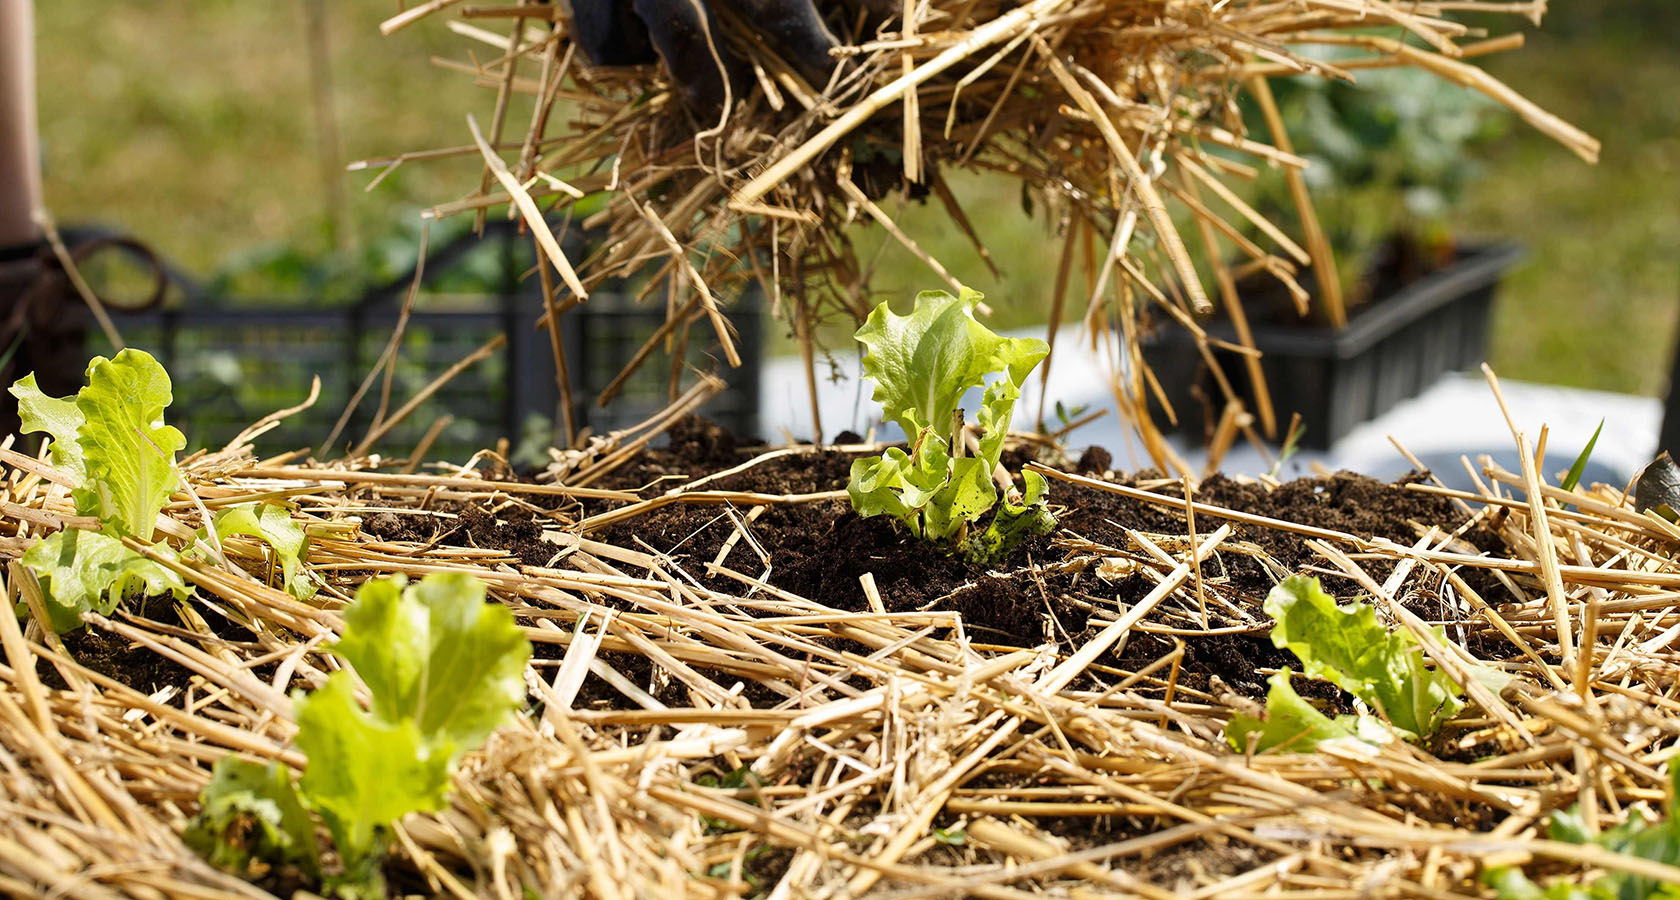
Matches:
[38,593,205,693]
[365,416,1515,709]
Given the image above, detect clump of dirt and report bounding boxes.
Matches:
[40,627,193,692]
[599,415,756,493]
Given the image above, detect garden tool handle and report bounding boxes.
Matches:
[0,0,40,248]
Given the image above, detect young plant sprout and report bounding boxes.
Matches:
[846,287,1055,563]
[11,350,313,630]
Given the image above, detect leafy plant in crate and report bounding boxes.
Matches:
[1151,61,1529,449]
[846,287,1055,564]
[1258,60,1509,300]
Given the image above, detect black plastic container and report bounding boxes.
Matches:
[1143,243,1524,449]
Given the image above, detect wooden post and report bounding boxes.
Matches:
[0,0,40,248]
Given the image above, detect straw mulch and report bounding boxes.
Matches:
[361,0,1597,457]
[3,373,1679,899]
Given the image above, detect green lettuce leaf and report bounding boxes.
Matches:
[1225,669,1393,753]
[333,572,530,754]
[1482,867,1591,900]
[184,755,318,879]
[975,363,1034,473]
[848,445,942,536]
[1265,576,1464,738]
[10,372,87,483]
[1488,809,1680,900]
[190,573,528,898]
[923,456,998,542]
[294,673,450,878]
[21,529,189,632]
[75,349,186,537]
[960,470,1056,564]
[847,287,1051,558]
[210,503,315,599]
[857,287,1011,437]
[846,438,1001,543]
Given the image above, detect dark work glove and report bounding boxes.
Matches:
[570,0,896,116]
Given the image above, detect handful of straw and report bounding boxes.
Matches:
[365,0,1596,462]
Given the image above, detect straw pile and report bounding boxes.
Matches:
[359,0,1596,456]
[3,369,1679,899]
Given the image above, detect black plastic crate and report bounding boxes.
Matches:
[101,292,762,462]
[1142,243,1524,449]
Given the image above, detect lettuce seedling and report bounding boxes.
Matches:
[1227,576,1494,752]
[183,755,319,881]
[13,350,192,631]
[22,529,189,633]
[187,572,530,899]
[847,287,1055,563]
[1226,668,1393,754]
[206,502,318,600]
[1485,762,1680,899]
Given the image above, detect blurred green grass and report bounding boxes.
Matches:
[34,3,1679,395]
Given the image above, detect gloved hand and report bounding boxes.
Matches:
[570,0,896,116]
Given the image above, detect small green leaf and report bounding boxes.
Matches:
[974,349,1042,473]
[1486,707,1680,899]
[74,349,186,537]
[847,448,930,536]
[923,456,996,542]
[10,372,87,482]
[1561,420,1604,492]
[960,470,1055,564]
[21,529,190,632]
[1482,867,1563,900]
[933,827,967,846]
[1264,576,1464,738]
[332,572,530,751]
[210,503,315,599]
[184,755,318,879]
[1225,669,1391,753]
[294,673,451,877]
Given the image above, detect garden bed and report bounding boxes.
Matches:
[3,401,1677,899]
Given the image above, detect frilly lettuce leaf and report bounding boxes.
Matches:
[10,349,184,537]
[210,502,316,599]
[846,436,998,542]
[75,349,186,538]
[1488,798,1680,900]
[332,572,530,751]
[11,350,195,632]
[294,672,450,876]
[976,365,1029,473]
[191,573,529,898]
[1225,669,1393,753]
[855,286,1047,439]
[297,572,527,894]
[960,470,1057,564]
[21,529,189,632]
[183,755,318,879]
[10,372,87,483]
[1264,575,1464,738]
[847,448,926,530]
